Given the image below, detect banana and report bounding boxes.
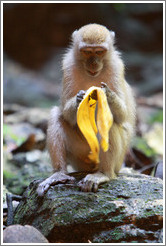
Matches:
[88,90,98,135]
[97,88,113,152]
[77,88,99,163]
[77,86,113,164]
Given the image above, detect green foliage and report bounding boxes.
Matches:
[3,169,14,180]
[148,109,163,124]
[132,136,157,158]
[113,3,126,12]
[3,124,10,137]
[3,124,26,146]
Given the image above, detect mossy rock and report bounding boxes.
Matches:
[14,171,163,243]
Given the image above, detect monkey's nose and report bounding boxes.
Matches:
[90,62,97,69]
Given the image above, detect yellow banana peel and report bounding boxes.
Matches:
[77,86,113,164]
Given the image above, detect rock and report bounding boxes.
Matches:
[13,171,163,243]
[3,148,53,195]
[3,224,49,243]
[4,106,50,127]
[154,161,163,180]
[4,122,46,147]
[3,55,61,107]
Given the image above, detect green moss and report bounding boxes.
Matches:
[3,169,14,180]
[111,228,123,240]
[13,173,163,243]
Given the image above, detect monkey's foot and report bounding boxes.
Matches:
[37,172,75,196]
[78,172,109,192]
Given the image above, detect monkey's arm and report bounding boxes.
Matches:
[37,172,75,196]
[101,82,127,124]
[62,90,85,126]
[62,97,77,126]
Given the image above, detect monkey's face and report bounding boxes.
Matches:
[80,47,107,77]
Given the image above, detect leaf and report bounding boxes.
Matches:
[3,124,26,146]
[144,123,163,155]
[148,110,163,124]
[131,136,156,158]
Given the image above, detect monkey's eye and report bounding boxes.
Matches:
[81,50,93,56]
[95,50,105,56]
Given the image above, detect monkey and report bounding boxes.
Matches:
[37,23,136,195]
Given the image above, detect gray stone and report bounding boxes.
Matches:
[13,171,163,243]
[3,224,49,243]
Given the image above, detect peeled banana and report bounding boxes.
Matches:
[77,86,113,164]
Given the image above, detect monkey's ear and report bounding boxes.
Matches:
[110,31,115,39]
[72,30,78,40]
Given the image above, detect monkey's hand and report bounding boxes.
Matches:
[76,90,86,105]
[62,91,85,126]
[101,82,127,124]
[78,172,109,192]
[101,82,115,100]
[37,172,75,196]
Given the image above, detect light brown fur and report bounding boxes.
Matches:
[80,24,110,44]
[37,24,136,194]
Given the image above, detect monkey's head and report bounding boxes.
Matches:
[72,24,115,77]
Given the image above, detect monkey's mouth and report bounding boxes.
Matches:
[87,70,99,77]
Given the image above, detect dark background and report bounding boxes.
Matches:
[3,3,163,107]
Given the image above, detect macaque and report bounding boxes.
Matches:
[37,23,136,195]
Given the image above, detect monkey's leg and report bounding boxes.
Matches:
[78,124,127,193]
[78,148,119,193]
[78,172,109,192]
[77,157,118,193]
[37,107,75,196]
